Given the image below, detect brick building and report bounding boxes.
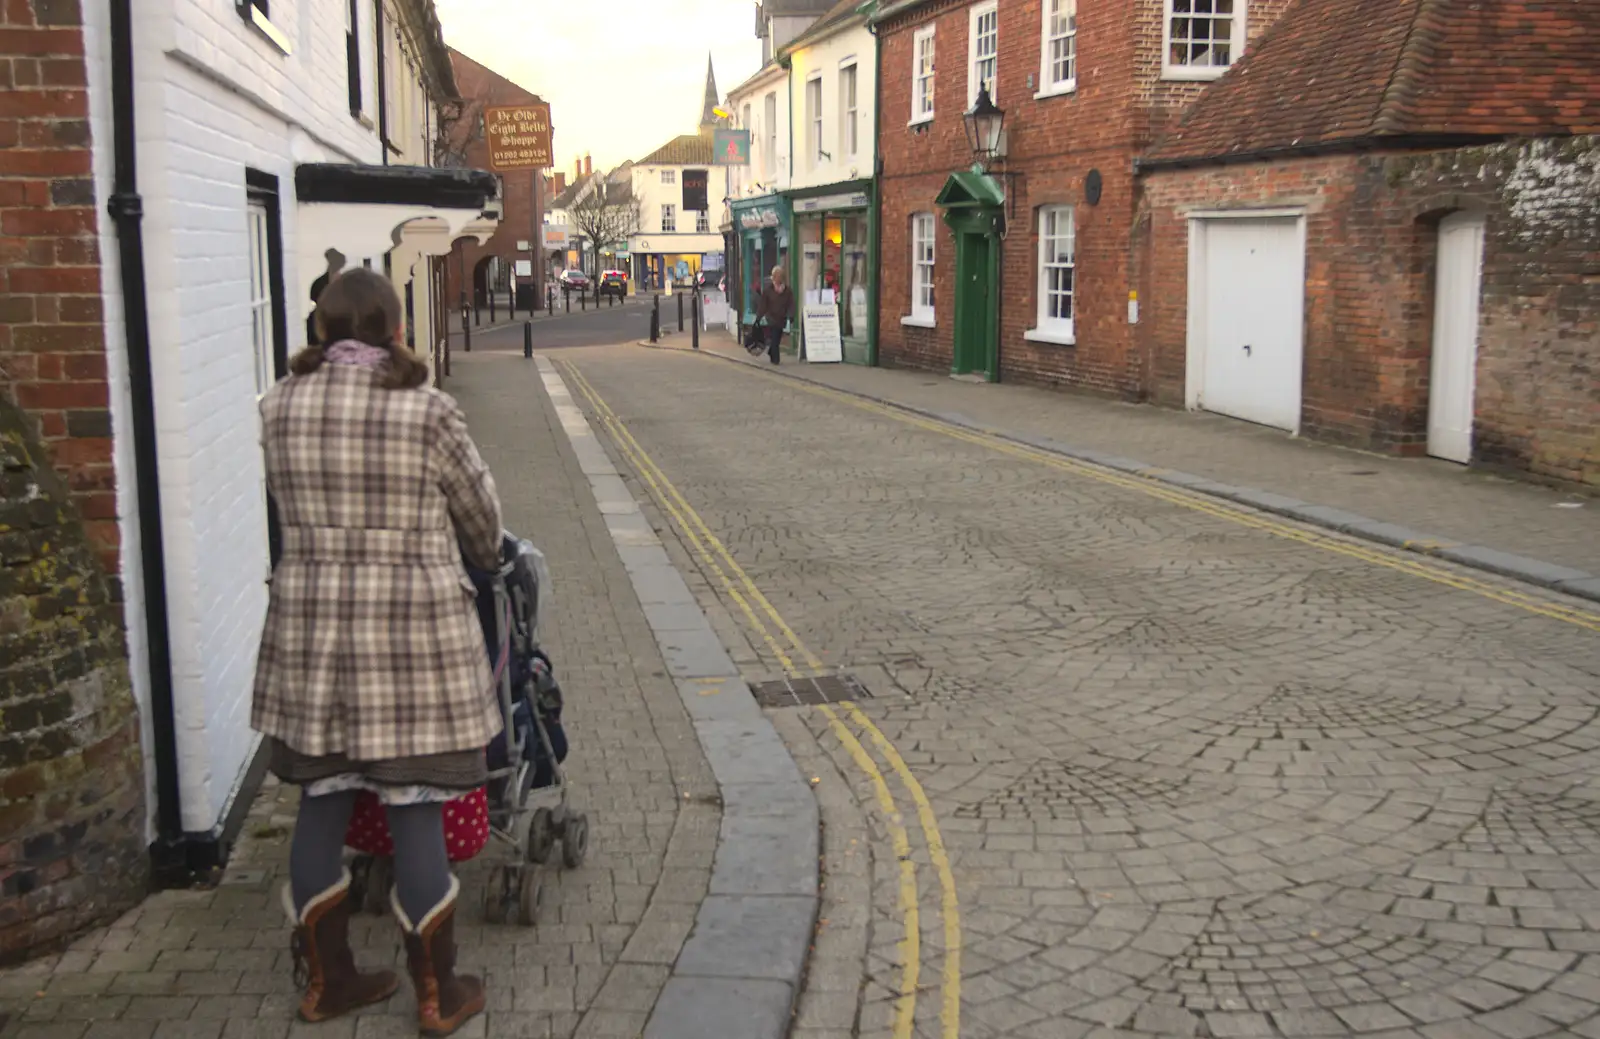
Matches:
[1137,0,1600,484]
[442,49,551,309]
[872,0,1290,387]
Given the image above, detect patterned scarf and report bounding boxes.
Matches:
[324,339,390,370]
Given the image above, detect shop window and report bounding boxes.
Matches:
[661,204,676,232]
[911,26,935,123]
[1034,205,1075,341]
[1040,0,1077,95]
[969,1,998,106]
[909,212,935,323]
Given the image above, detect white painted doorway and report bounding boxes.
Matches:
[1427,212,1486,463]
[1187,214,1306,432]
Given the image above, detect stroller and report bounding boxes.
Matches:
[345,532,589,926]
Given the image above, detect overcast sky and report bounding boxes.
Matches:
[435,0,764,173]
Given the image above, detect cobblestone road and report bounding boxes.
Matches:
[0,349,720,1039]
[565,345,1600,1039]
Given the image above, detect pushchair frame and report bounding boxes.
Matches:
[347,533,588,926]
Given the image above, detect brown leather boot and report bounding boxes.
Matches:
[395,876,486,1036]
[284,871,399,1022]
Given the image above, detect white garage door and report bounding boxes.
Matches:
[1190,216,1305,432]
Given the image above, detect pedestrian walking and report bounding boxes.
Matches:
[754,265,793,365]
[305,248,345,345]
[253,267,501,1036]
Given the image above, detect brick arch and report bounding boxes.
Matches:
[1407,193,1494,225]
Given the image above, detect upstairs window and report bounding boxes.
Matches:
[764,92,778,172]
[806,76,823,167]
[840,63,858,159]
[661,204,676,232]
[344,0,360,113]
[968,1,998,106]
[1164,0,1245,79]
[238,0,292,55]
[696,211,710,233]
[1040,0,1077,95]
[911,26,935,123]
[662,169,676,185]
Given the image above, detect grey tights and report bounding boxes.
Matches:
[289,790,452,926]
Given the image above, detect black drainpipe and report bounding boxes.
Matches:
[108,0,186,882]
[374,0,388,164]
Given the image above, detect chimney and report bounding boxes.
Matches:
[574,158,582,181]
[553,172,567,193]
[584,154,592,176]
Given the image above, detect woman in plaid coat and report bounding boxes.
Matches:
[253,268,499,1036]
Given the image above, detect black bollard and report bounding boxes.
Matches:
[489,292,496,325]
[650,294,659,343]
[581,287,587,311]
[692,292,700,351]
[474,304,481,328]
[461,306,471,353]
[523,320,532,359]
[677,292,684,332]
[547,286,554,315]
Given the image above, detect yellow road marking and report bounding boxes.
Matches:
[672,351,1600,633]
[559,360,962,1039]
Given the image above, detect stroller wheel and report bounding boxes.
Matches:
[561,813,589,869]
[517,869,543,926]
[482,865,513,924]
[362,856,392,916]
[527,808,557,864]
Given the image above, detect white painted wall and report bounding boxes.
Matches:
[628,163,724,257]
[84,0,453,835]
[787,19,875,192]
[726,64,790,202]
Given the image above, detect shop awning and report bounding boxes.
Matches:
[934,170,1005,210]
[293,163,501,298]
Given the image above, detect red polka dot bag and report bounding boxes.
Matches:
[344,788,490,863]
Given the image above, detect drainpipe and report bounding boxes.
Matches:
[374,0,388,164]
[108,0,185,876]
[783,54,796,348]
[868,18,882,368]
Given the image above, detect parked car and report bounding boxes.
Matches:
[558,269,590,290]
[599,269,628,296]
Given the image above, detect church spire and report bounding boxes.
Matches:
[698,53,721,130]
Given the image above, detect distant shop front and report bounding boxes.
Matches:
[784,182,874,365]
[731,195,791,331]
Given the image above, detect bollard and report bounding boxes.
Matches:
[650,294,660,343]
[474,304,481,328]
[523,320,532,359]
[461,306,471,353]
[677,292,684,332]
[581,287,587,311]
[489,292,496,325]
[564,289,570,313]
[692,293,700,351]
[547,287,554,315]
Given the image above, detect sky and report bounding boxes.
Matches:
[435,0,764,174]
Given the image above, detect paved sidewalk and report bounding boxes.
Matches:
[0,350,730,1038]
[679,330,1598,597]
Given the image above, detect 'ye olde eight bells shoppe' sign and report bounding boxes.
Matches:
[484,104,553,171]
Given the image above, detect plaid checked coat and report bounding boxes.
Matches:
[251,362,504,762]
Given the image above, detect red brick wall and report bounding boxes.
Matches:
[0,0,117,576]
[443,52,547,307]
[1138,138,1600,484]
[875,0,1294,395]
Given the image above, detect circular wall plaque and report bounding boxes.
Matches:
[1085,169,1103,206]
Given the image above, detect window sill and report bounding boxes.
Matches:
[1034,82,1077,100]
[1161,65,1229,82]
[901,314,937,328]
[1023,327,1075,346]
[238,2,292,55]
[908,115,934,127]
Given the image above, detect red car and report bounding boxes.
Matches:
[558,268,589,290]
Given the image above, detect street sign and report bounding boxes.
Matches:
[542,224,569,249]
[484,104,553,171]
[712,129,751,166]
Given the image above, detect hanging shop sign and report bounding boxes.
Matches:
[793,191,869,214]
[484,104,553,171]
[682,169,709,214]
[712,129,751,166]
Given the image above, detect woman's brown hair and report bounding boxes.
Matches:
[289,267,429,389]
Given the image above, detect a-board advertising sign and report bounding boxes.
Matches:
[800,302,843,363]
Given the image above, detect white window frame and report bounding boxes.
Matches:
[1027,205,1076,345]
[661,169,676,185]
[840,61,858,160]
[968,1,998,107]
[805,74,823,169]
[764,92,778,174]
[661,203,676,233]
[696,210,710,233]
[1038,0,1078,97]
[910,26,935,125]
[905,212,936,326]
[247,201,274,396]
[1162,0,1246,81]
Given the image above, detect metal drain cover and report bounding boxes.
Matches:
[749,673,871,708]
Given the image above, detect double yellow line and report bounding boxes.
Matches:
[558,359,962,1039]
[709,357,1600,634]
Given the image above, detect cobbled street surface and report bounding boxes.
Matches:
[0,347,721,1039]
[563,345,1600,1039]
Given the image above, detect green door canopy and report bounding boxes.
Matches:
[935,170,1005,209]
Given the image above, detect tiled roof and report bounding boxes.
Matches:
[779,0,867,55]
[1144,0,1600,165]
[638,134,715,167]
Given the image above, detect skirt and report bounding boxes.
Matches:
[269,738,489,794]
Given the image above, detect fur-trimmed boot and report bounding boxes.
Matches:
[395,877,486,1036]
[284,871,399,1021]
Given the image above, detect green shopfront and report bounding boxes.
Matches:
[786,181,876,365]
[731,195,791,332]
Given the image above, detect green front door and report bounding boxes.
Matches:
[953,231,993,377]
